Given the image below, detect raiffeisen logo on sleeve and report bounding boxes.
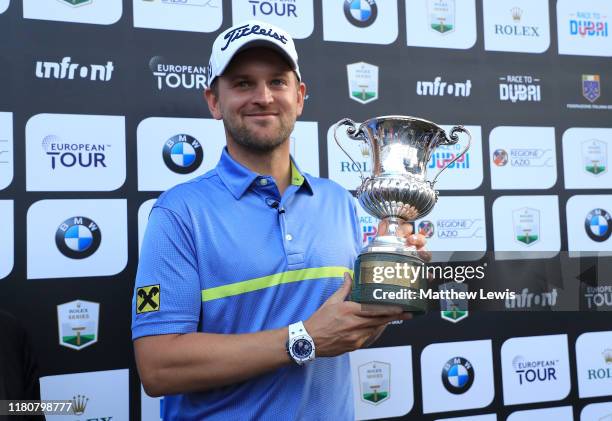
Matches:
[483,0,550,53]
[557,0,612,56]
[23,0,122,25]
[149,56,207,91]
[323,0,398,44]
[25,113,126,191]
[133,0,222,33]
[26,199,127,279]
[501,335,571,405]
[232,0,314,39]
[35,57,114,82]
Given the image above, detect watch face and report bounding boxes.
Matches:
[292,338,313,359]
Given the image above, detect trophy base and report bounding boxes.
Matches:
[351,247,428,314]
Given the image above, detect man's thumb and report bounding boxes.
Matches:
[327,272,353,303]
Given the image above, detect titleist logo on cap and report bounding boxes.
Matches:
[221,23,288,51]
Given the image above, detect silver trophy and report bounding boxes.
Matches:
[334,115,471,312]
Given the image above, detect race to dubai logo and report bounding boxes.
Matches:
[498,75,541,103]
[347,62,378,104]
[513,207,540,246]
[582,139,607,175]
[442,356,474,394]
[55,216,102,259]
[57,300,99,351]
[162,134,203,174]
[585,208,611,242]
[569,10,609,38]
[428,143,470,170]
[428,0,455,34]
[583,74,601,103]
[360,215,378,246]
[358,361,390,404]
[344,0,377,28]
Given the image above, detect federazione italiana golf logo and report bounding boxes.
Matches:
[347,62,378,104]
[57,300,99,350]
[358,361,390,405]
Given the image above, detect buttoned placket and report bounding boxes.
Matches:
[254,176,305,270]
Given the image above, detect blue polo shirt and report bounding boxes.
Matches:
[132,148,362,421]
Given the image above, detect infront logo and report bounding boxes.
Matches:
[35,57,114,81]
[416,76,472,97]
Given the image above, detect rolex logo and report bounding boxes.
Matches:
[71,395,89,415]
[511,7,523,22]
[604,349,612,364]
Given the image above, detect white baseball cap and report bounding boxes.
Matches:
[206,20,301,89]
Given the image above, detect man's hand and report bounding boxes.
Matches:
[304,273,411,357]
[378,219,432,262]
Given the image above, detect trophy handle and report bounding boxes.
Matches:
[333,118,367,182]
[431,125,471,186]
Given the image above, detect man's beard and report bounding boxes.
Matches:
[225,114,295,154]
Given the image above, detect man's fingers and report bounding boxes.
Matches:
[326,272,353,304]
[357,303,404,317]
[406,233,427,249]
[397,222,414,237]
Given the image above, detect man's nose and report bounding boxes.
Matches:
[252,82,274,105]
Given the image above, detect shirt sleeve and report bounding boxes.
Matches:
[131,205,201,340]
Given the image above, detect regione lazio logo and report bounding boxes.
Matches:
[583,74,601,103]
[513,207,540,245]
[585,208,612,242]
[137,285,161,314]
[442,357,474,394]
[347,62,378,104]
[57,300,99,350]
[358,361,390,404]
[344,0,377,27]
[162,134,203,174]
[55,216,102,259]
[583,139,608,175]
[429,0,455,34]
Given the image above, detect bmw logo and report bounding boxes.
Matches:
[585,208,611,242]
[55,216,102,259]
[493,149,508,166]
[442,356,474,394]
[344,0,378,28]
[163,134,204,174]
[418,220,435,238]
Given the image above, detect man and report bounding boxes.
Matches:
[132,20,427,420]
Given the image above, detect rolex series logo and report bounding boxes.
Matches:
[71,394,89,415]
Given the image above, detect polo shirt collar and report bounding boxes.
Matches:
[216,147,314,199]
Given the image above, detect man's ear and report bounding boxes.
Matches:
[295,81,306,117]
[204,88,223,120]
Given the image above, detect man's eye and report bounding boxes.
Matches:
[236,81,250,88]
[271,79,287,86]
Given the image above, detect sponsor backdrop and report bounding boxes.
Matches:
[0,0,611,420]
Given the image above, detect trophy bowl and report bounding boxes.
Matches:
[334,115,471,312]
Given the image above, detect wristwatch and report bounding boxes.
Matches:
[286,321,316,366]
